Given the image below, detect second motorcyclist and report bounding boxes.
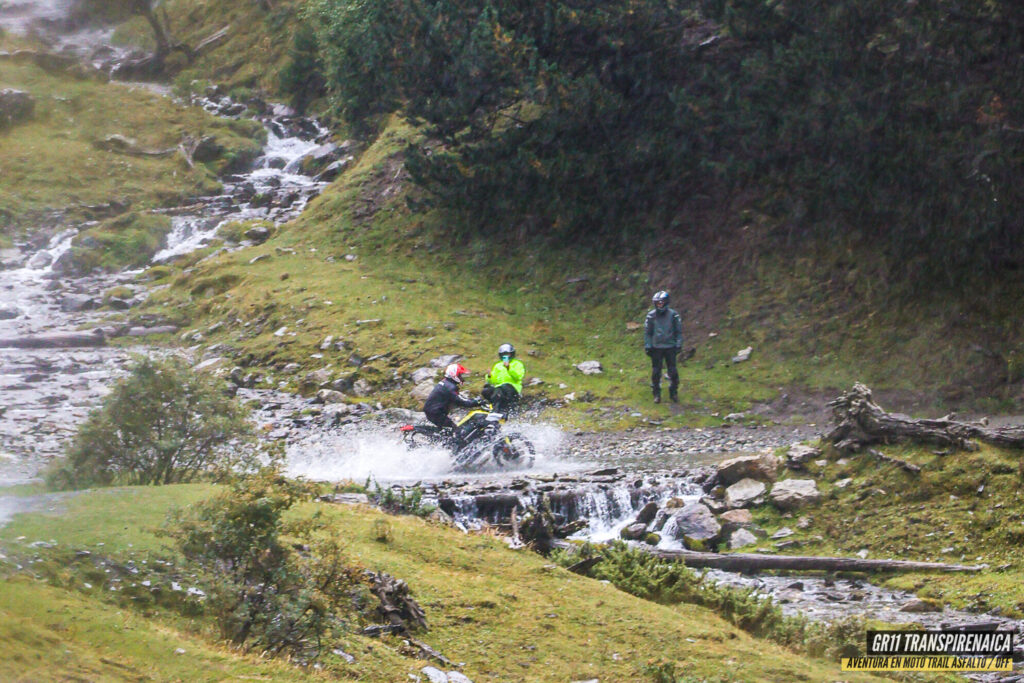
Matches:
[482,342,525,414]
[423,363,481,444]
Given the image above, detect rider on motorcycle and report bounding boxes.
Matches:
[423,363,481,442]
[482,343,524,414]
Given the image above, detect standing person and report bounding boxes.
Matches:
[482,343,525,414]
[644,290,682,404]
[423,363,481,439]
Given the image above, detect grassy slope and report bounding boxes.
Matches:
[69,0,1024,422]
[0,484,889,682]
[110,0,305,98]
[731,442,1024,619]
[0,38,263,235]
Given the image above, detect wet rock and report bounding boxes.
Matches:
[668,503,721,549]
[106,297,132,310]
[699,495,728,514]
[0,89,34,129]
[620,522,648,540]
[729,528,759,549]
[316,156,354,181]
[446,672,473,683]
[770,527,794,540]
[724,478,766,509]
[770,479,821,511]
[282,363,301,374]
[60,294,96,312]
[430,354,461,368]
[27,251,53,269]
[192,135,224,163]
[0,304,19,320]
[244,225,272,244]
[127,325,179,336]
[575,360,603,375]
[717,452,781,484]
[900,598,942,613]
[635,501,659,525]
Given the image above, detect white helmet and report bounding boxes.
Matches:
[444,363,469,384]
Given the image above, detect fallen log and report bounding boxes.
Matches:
[827,383,1024,452]
[0,331,107,349]
[551,540,986,573]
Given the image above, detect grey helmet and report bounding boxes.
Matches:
[497,343,516,359]
[652,290,670,308]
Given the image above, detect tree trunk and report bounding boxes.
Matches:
[552,540,986,573]
[827,383,1024,452]
[133,0,171,57]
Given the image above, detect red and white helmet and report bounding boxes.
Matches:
[444,363,469,384]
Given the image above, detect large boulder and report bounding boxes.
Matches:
[716,453,781,485]
[410,380,435,401]
[728,528,759,550]
[724,478,766,509]
[0,89,34,129]
[411,367,437,384]
[60,294,96,312]
[786,444,821,469]
[770,479,821,511]
[667,503,721,550]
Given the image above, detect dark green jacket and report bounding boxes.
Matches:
[644,307,683,349]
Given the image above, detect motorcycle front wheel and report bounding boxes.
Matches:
[452,443,491,472]
[493,433,536,470]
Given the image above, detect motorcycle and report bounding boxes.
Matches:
[399,402,535,472]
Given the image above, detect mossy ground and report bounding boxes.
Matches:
[0,483,895,682]
[0,37,264,237]
[730,442,1024,618]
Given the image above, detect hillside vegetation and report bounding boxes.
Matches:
[0,484,897,682]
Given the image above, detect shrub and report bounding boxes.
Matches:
[48,355,256,489]
[162,469,368,659]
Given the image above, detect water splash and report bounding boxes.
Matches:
[283,419,578,483]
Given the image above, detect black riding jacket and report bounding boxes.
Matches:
[423,377,477,421]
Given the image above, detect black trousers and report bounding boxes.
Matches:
[482,383,520,414]
[649,347,679,394]
[425,411,457,431]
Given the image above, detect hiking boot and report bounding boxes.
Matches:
[669,392,679,404]
[653,388,661,404]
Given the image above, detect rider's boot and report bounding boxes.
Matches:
[669,389,679,403]
[652,386,661,404]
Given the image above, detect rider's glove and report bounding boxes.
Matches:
[645,348,653,357]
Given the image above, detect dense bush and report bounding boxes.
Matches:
[48,356,256,489]
[305,0,1024,278]
[163,469,368,658]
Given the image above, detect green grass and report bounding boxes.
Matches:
[0,40,264,235]
[69,212,174,273]
[735,442,1024,618]
[0,483,893,682]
